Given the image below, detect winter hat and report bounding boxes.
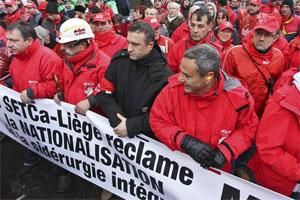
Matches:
[281,0,294,14]
[74,5,86,13]
[34,25,49,43]
[46,2,59,14]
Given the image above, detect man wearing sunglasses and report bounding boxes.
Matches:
[54,18,110,192]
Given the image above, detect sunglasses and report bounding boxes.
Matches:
[63,40,83,48]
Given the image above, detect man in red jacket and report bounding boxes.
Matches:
[248,73,300,198]
[150,44,258,172]
[3,0,22,26]
[92,12,128,58]
[143,16,174,55]
[6,21,62,172]
[223,15,285,117]
[171,5,200,44]
[54,18,110,192]
[54,18,110,117]
[167,8,222,73]
[237,0,267,39]
[280,0,300,42]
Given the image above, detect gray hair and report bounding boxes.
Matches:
[183,44,220,77]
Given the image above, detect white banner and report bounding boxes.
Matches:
[0,85,291,200]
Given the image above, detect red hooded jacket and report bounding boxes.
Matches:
[223,38,285,116]
[171,21,189,44]
[248,83,300,196]
[62,40,110,106]
[150,72,258,172]
[94,30,128,58]
[9,39,62,98]
[167,32,223,73]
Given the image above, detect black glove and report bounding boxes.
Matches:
[180,134,214,168]
[211,149,226,169]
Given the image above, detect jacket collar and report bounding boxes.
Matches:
[14,39,40,60]
[64,40,95,65]
[243,39,273,65]
[94,30,115,47]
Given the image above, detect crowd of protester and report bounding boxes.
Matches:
[0,0,299,199]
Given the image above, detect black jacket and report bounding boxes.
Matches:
[90,45,171,138]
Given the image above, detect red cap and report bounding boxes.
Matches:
[4,0,16,6]
[26,2,37,9]
[219,21,233,31]
[93,13,111,22]
[38,1,47,11]
[249,0,261,5]
[254,15,279,33]
[143,17,160,30]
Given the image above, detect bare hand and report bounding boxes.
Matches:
[54,93,62,105]
[113,113,128,137]
[74,99,90,115]
[20,90,33,104]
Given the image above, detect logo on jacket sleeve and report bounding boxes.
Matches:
[28,80,38,87]
[218,129,232,144]
[83,82,95,96]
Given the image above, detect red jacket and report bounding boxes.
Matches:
[9,39,62,98]
[260,2,280,14]
[167,32,223,73]
[273,35,289,69]
[248,84,300,196]
[281,15,300,42]
[150,72,258,172]
[287,35,300,69]
[223,39,285,116]
[156,35,174,55]
[94,30,128,58]
[237,9,266,39]
[242,32,288,65]
[4,8,22,26]
[220,39,234,62]
[0,26,6,47]
[62,40,110,105]
[171,21,189,44]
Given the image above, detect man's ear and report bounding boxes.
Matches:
[26,37,34,45]
[147,41,154,49]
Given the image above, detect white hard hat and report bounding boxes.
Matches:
[56,18,94,44]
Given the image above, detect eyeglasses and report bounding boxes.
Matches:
[63,40,83,48]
